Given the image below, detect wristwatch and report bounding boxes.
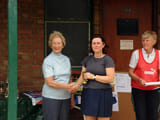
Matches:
[93,75,96,80]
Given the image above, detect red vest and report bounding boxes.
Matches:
[131,48,159,90]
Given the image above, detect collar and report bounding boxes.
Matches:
[142,48,155,56]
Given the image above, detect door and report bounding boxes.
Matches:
[103,0,152,120]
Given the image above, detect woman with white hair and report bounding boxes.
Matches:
[42,31,74,120]
[128,31,160,120]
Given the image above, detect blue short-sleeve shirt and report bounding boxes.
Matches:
[42,52,71,99]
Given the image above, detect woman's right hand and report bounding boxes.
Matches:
[67,83,75,93]
[68,84,80,93]
[139,78,146,86]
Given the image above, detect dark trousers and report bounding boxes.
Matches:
[132,88,160,120]
[42,97,71,120]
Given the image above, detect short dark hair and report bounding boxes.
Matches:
[89,34,108,54]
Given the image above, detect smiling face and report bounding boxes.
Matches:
[51,37,64,54]
[142,36,156,52]
[141,31,157,52]
[91,37,105,54]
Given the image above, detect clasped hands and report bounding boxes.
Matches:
[67,72,95,93]
[67,83,80,93]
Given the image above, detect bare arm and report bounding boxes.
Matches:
[70,66,86,93]
[75,66,86,86]
[84,67,115,84]
[45,76,74,90]
[128,67,145,86]
[70,94,75,109]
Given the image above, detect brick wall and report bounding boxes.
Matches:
[0,0,9,86]
[18,0,44,92]
[92,0,103,34]
[1,0,160,93]
[0,0,101,93]
[0,0,44,93]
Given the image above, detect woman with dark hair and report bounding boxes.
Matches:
[89,34,108,54]
[71,34,115,120]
